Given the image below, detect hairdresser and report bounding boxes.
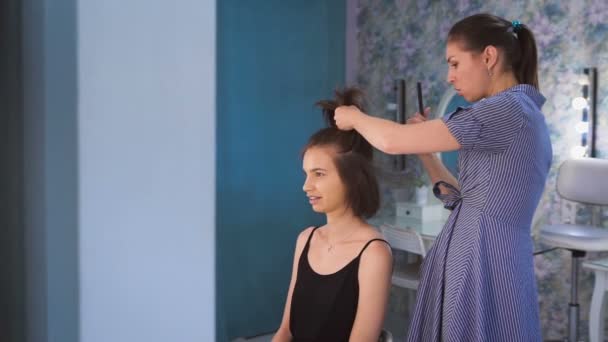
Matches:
[334,13,552,341]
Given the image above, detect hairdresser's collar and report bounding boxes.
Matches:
[507,84,546,109]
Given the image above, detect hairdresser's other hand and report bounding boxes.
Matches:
[406,107,431,125]
[334,105,363,131]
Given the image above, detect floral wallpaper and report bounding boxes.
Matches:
[353,0,608,339]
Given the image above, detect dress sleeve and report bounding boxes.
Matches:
[442,95,525,153]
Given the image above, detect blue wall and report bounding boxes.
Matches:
[217,1,345,339]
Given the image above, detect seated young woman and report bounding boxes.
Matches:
[272,88,393,342]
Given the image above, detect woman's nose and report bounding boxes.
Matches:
[447,72,455,84]
[302,178,312,192]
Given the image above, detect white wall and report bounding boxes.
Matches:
[77,0,215,341]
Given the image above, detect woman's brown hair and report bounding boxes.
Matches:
[303,88,380,219]
[448,13,539,88]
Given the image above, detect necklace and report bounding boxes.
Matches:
[326,228,358,253]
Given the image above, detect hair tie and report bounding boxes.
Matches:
[511,20,522,33]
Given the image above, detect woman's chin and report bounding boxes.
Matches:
[310,205,325,213]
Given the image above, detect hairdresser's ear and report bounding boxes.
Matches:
[482,45,499,69]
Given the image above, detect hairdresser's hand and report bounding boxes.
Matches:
[406,107,431,125]
[334,105,363,131]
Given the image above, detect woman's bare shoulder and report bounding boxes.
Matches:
[295,226,317,248]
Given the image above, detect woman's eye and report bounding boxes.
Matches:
[315,172,325,177]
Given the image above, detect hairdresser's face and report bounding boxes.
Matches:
[302,146,348,216]
[446,40,490,102]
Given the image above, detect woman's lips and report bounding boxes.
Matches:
[308,196,321,205]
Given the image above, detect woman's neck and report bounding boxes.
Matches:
[487,72,519,98]
[325,209,365,238]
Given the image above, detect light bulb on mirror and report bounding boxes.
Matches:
[572,97,588,110]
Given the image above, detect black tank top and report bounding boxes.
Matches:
[289,227,389,341]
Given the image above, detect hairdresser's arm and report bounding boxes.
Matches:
[334,105,460,155]
[418,153,460,192]
[272,227,312,342]
[407,111,460,191]
[348,241,392,342]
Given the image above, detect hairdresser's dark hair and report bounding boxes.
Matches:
[448,13,539,89]
[303,88,380,219]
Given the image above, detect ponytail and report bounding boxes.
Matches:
[313,88,373,160]
[512,25,539,88]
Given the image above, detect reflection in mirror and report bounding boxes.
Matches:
[435,88,471,179]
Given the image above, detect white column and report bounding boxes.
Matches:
[77,0,216,341]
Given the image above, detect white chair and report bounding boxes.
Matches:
[380,224,427,291]
[582,257,608,342]
[538,158,608,342]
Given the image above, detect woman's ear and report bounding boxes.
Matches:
[482,45,499,69]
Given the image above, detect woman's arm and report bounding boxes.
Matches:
[418,153,460,193]
[348,241,393,342]
[407,111,460,192]
[418,153,460,192]
[272,227,313,342]
[334,105,460,155]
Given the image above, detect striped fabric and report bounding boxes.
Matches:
[407,84,552,342]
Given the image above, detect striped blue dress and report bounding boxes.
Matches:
[407,84,552,341]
